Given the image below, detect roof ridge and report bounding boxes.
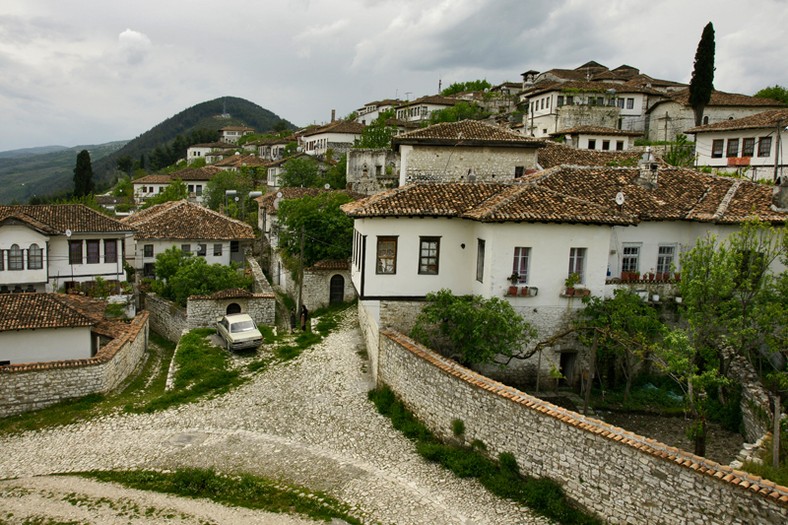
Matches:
[712,179,744,221]
[48,294,100,325]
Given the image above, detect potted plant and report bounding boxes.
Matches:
[564,272,581,296]
[507,272,519,296]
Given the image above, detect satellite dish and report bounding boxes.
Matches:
[615,192,625,206]
[324,183,330,190]
[65,229,72,238]
[276,192,283,198]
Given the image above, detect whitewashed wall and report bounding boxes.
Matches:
[0,327,92,364]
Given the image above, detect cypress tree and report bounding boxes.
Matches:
[73,149,94,197]
[689,22,715,126]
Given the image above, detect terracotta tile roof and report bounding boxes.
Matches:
[168,166,223,181]
[343,167,786,226]
[309,259,350,270]
[686,109,788,133]
[341,182,634,225]
[0,293,99,332]
[651,89,784,111]
[524,80,663,97]
[537,142,643,169]
[220,126,255,132]
[122,200,254,240]
[0,204,132,234]
[550,125,643,137]
[213,154,268,168]
[190,142,236,149]
[252,135,298,145]
[301,120,366,137]
[523,166,787,224]
[266,152,308,168]
[393,120,543,148]
[133,174,172,184]
[395,95,459,108]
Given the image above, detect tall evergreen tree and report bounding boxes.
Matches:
[689,22,715,126]
[73,149,94,197]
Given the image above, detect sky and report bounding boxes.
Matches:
[1,0,786,152]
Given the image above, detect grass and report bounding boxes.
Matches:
[80,468,364,524]
[368,385,601,525]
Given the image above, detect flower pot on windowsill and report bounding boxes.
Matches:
[519,286,529,296]
[564,287,575,297]
[507,285,518,296]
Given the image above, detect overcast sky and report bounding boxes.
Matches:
[1,0,786,151]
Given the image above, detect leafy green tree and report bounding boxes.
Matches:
[428,102,489,125]
[441,79,491,96]
[277,192,354,268]
[325,154,347,189]
[73,149,95,197]
[355,109,397,149]
[410,289,537,366]
[280,156,322,188]
[204,170,254,211]
[116,155,133,176]
[663,134,696,167]
[577,289,665,402]
[141,179,188,209]
[689,22,715,126]
[754,85,788,105]
[151,247,252,306]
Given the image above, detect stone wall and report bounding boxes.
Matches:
[726,348,774,443]
[142,292,187,343]
[404,146,537,183]
[0,313,149,417]
[187,294,275,328]
[346,149,400,195]
[378,329,788,525]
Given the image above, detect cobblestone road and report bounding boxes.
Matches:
[0,309,549,524]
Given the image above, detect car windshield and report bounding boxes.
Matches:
[230,320,256,333]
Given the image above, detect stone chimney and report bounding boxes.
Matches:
[331,109,336,122]
[635,147,659,189]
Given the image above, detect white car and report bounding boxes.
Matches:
[216,313,263,351]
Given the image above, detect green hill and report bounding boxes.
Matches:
[0,96,295,204]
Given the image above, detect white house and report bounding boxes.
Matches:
[394,95,459,123]
[132,166,223,205]
[645,89,784,142]
[392,120,544,186]
[354,99,401,125]
[0,204,132,293]
[122,200,255,277]
[686,108,788,182]
[256,135,298,161]
[300,120,366,157]
[549,126,642,151]
[342,163,787,382]
[186,142,236,165]
[0,293,101,364]
[132,174,172,204]
[219,126,255,144]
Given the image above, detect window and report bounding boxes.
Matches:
[726,138,739,157]
[557,95,564,107]
[703,116,709,125]
[602,140,610,151]
[86,240,100,264]
[214,243,223,256]
[476,239,485,282]
[621,245,640,273]
[617,99,625,109]
[626,98,634,109]
[566,95,573,105]
[597,96,604,106]
[616,140,624,151]
[196,244,207,257]
[8,244,23,270]
[587,139,597,150]
[711,139,724,158]
[28,243,43,269]
[69,240,82,265]
[418,237,440,275]
[758,136,772,157]
[181,244,191,253]
[0,250,4,271]
[143,244,154,258]
[376,236,397,274]
[231,241,239,253]
[568,248,586,283]
[188,184,194,193]
[104,240,117,263]
[512,247,531,283]
[742,138,755,157]
[196,184,203,196]
[656,245,675,275]
[514,166,525,178]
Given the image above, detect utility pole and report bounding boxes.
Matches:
[297,225,305,315]
[774,119,783,184]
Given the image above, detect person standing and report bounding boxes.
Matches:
[300,304,309,331]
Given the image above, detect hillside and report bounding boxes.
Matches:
[0,142,127,204]
[92,97,295,185]
[0,97,295,204]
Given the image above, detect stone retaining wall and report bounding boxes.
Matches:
[0,313,149,418]
[142,292,187,343]
[726,348,774,443]
[378,329,788,525]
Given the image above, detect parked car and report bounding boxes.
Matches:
[216,313,263,351]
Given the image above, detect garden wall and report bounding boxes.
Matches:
[142,292,187,343]
[378,329,788,525]
[0,313,149,417]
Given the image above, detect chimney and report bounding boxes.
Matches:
[331,109,336,122]
[635,147,659,189]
